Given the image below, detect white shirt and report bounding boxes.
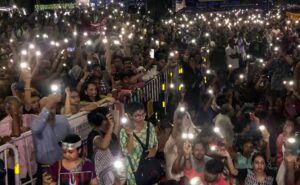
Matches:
[164,135,183,181]
[226,45,240,69]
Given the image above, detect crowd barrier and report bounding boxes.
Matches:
[0,71,170,185]
[0,143,20,185]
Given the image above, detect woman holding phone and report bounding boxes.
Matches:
[42,134,98,185]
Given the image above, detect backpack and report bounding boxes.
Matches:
[128,122,165,185]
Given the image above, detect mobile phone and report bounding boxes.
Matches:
[150,49,155,59]
[67,47,75,53]
[41,165,51,174]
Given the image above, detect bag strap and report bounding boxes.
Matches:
[133,122,150,150]
[127,122,151,172]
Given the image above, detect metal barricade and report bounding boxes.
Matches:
[0,103,121,185]
[0,143,20,185]
[11,131,37,185]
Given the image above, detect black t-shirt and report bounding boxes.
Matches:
[87,129,120,160]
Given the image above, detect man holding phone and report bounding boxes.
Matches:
[31,94,73,184]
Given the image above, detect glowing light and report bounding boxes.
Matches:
[35,51,41,56]
[213,127,220,133]
[287,137,296,144]
[259,125,266,131]
[20,62,28,69]
[21,50,27,56]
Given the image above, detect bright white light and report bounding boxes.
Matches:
[274,47,279,51]
[87,61,92,65]
[51,84,59,93]
[289,81,294,86]
[205,33,210,37]
[206,69,211,74]
[179,106,185,112]
[113,40,120,45]
[36,51,41,56]
[182,133,188,139]
[210,145,217,151]
[187,133,194,140]
[208,89,213,95]
[170,52,174,57]
[114,160,123,169]
[20,62,28,69]
[259,125,266,131]
[9,39,13,43]
[169,83,175,89]
[64,38,69,43]
[21,50,27,56]
[73,31,78,36]
[43,34,48,38]
[283,81,287,85]
[239,74,244,79]
[29,44,35,49]
[287,137,296,144]
[213,127,220,133]
[121,116,128,124]
[83,32,88,37]
[102,38,108,44]
[55,42,60,47]
[86,40,92,45]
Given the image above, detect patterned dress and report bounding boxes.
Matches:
[244,170,273,185]
[120,122,158,185]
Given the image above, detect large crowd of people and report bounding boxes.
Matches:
[0,2,300,185]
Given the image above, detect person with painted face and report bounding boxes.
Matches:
[244,153,273,185]
[43,134,98,185]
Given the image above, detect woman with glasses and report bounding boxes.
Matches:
[119,102,158,185]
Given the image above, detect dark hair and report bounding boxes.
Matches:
[61,134,82,150]
[251,152,266,164]
[216,95,228,108]
[125,102,145,116]
[205,159,224,174]
[87,107,109,127]
[31,91,41,98]
[220,104,232,115]
[4,96,22,109]
[192,139,206,151]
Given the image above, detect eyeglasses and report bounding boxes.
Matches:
[133,113,146,118]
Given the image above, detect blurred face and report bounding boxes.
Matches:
[100,119,110,131]
[193,143,206,161]
[132,109,146,124]
[243,142,254,156]
[85,84,98,99]
[7,101,23,117]
[283,121,294,135]
[63,148,81,161]
[31,96,40,113]
[70,91,80,105]
[204,172,219,183]
[253,156,266,174]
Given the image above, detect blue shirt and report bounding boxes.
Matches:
[30,108,72,165]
